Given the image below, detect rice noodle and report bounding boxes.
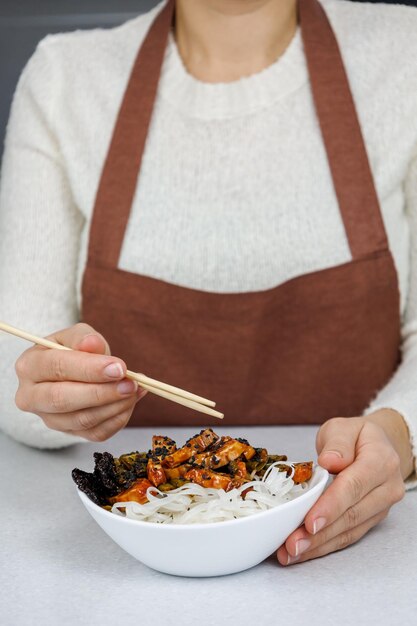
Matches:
[111,462,311,525]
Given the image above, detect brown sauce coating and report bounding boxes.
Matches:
[72,430,313,507]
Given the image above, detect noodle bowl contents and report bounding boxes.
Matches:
[72,429,313,525]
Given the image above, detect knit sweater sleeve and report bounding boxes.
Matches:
[0,40,86,448]
[366,146,417,488]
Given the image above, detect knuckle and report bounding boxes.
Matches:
[316,417,347,449]
[347,474,364,502]
[75,410,99,431]
[50,354,67,381]
[15,356,28,380]
[92,385,104,405]
[81,360,95,384]
[344,504,360,529]
[337,530,354,551]
[15,387,30,412]
[50,384,70,413]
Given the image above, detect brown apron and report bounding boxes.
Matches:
[81,0,401,427]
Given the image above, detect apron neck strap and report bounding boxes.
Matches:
[299,0,388,258]
[87,0,388,269]
[87,0,175,268]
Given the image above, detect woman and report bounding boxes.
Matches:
[0,0,416,566]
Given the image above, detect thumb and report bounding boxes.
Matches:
[48,323,111,356]
[316,417,363,474]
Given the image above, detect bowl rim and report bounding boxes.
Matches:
[77,464,329,531]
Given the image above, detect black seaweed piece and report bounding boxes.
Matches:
[72,452,123,505]
[72,451,149,506]
[93,452,120,492]
[72,468,107,506]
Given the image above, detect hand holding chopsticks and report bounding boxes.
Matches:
[0,321,223,419]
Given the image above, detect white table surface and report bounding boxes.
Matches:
[1,425,416,626]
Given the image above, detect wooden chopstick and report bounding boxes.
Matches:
[0,321,224,419]
[129,379,223,418]
[126,370,215,407]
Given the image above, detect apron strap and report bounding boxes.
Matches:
[87,0,175,268]
[87,0,388,269]
[299,0,388,258]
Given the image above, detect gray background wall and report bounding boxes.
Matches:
[1,1,416,160]
[0,1,159,157]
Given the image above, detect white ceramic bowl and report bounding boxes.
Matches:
[77,465,329,577]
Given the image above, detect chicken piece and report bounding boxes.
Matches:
[243,445,256,461]
[207,438,255,469]
[147,435,177,487]
[108,478,155,505]
[186,465,247,491]
[188,437,231,466]
[275,461,313,484]
[185,468,234,491]
[188,450,212,467]
[147,458,167,487]
[152,435,176,456]
[164,464,191,480]
[292,462,313,484]
[162,428,219,468]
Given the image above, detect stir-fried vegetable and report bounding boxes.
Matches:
[72,428,313,508]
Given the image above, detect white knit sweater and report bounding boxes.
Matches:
[0,0,417,482]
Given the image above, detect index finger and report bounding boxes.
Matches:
[22,347,127,384]
[304,451,385,534]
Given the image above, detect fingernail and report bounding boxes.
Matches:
[104,363,124,379]
[117,380,138,395]
[286,554,300,565]
[295,539,311,557]
[312,517,327,535]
